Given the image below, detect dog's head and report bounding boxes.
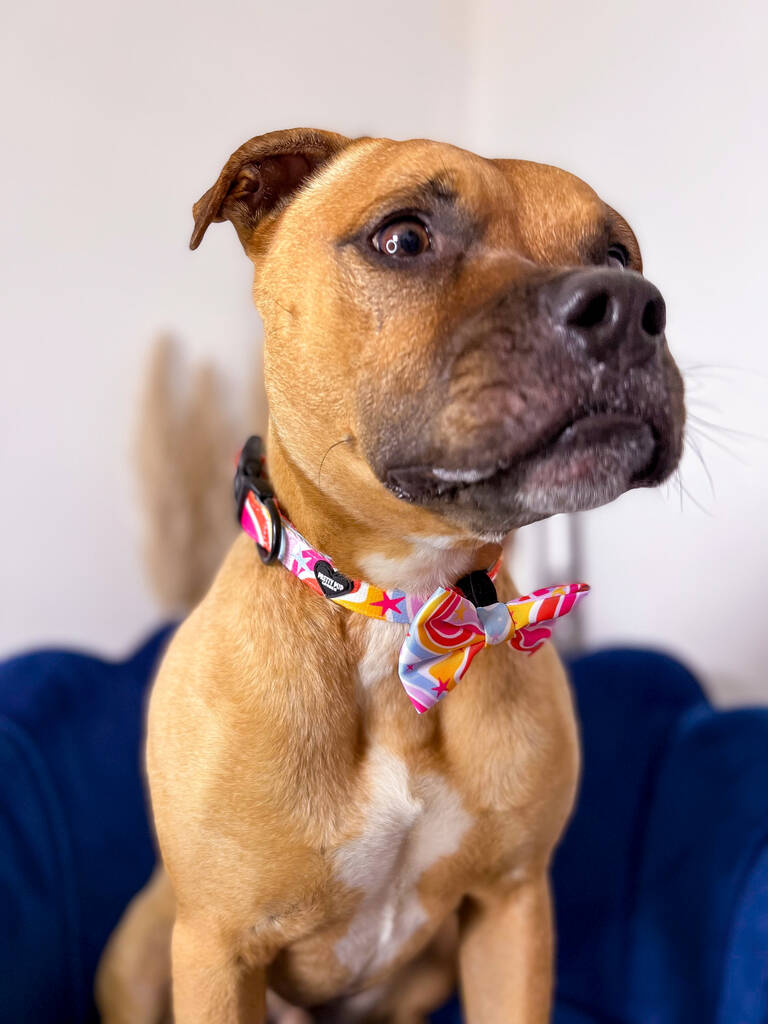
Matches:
[192,128,684,541]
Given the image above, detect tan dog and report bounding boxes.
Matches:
[97,127,685,1024]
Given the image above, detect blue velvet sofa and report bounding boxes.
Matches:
[1,628,766,1023]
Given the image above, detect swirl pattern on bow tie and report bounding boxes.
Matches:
[399,583,589,713]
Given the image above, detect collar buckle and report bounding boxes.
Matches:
[235,435,282,564]
[455,569,498,608]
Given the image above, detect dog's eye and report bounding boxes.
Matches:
[374,218,431,258]
[606,243,629,269]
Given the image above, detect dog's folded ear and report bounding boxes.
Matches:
[190,127,350,251]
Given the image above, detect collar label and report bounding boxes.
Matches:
[314,559,354,598]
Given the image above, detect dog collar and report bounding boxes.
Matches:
[235,436,589,712]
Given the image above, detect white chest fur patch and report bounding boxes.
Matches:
[333,746,472,982]
[360,544,474,597]
[356,618,407,692]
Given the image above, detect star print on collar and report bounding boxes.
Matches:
[370,591,406,616]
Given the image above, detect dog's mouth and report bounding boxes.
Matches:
[384,409,665,526]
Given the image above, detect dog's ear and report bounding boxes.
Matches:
[190,127,350,251]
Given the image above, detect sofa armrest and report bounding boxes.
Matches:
[553,648,707,1020]
[628,705,768,1024]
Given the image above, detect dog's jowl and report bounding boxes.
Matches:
[97,128,684,1024]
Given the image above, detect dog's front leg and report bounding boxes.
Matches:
[171,918,267,1024]
[458,875,553,1024]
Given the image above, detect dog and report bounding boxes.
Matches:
[96,127,685,1024]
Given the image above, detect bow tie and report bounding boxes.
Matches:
[399,572,589,713]
[235,436,589,714]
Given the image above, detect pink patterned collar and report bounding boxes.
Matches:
[235,437,589,712]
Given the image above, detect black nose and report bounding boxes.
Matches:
[542,268,666,370]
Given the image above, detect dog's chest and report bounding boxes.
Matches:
[331,744,472,982]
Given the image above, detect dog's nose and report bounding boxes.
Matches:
[542,268,666,370]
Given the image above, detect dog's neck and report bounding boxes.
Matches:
[265,423,504,595]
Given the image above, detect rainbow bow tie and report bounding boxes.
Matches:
[399,576,589,713]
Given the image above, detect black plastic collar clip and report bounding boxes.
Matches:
[455,569,498,608]
[234,435,282,565]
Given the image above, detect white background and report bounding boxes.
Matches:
[2,0,766,702]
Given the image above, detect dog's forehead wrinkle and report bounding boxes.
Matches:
[297,139,505,244]
[298,140,444,211]
[353,174,460,223]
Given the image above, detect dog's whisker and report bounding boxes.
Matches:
[272,298,295,318]
[684,432,716,499]
[664,461,712,516]
[318,436,353,482]
[682,367,766,457]
[688,412,767,445]
[669,468,685,512]
[673,466,714,516]
[685,421,750,465]
[681,361,766,382]
[684,362,765,389]
[682,396,724,415]
[662,468,680,509]
[660,471,677,509]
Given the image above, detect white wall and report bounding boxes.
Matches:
[2,0,766,703]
